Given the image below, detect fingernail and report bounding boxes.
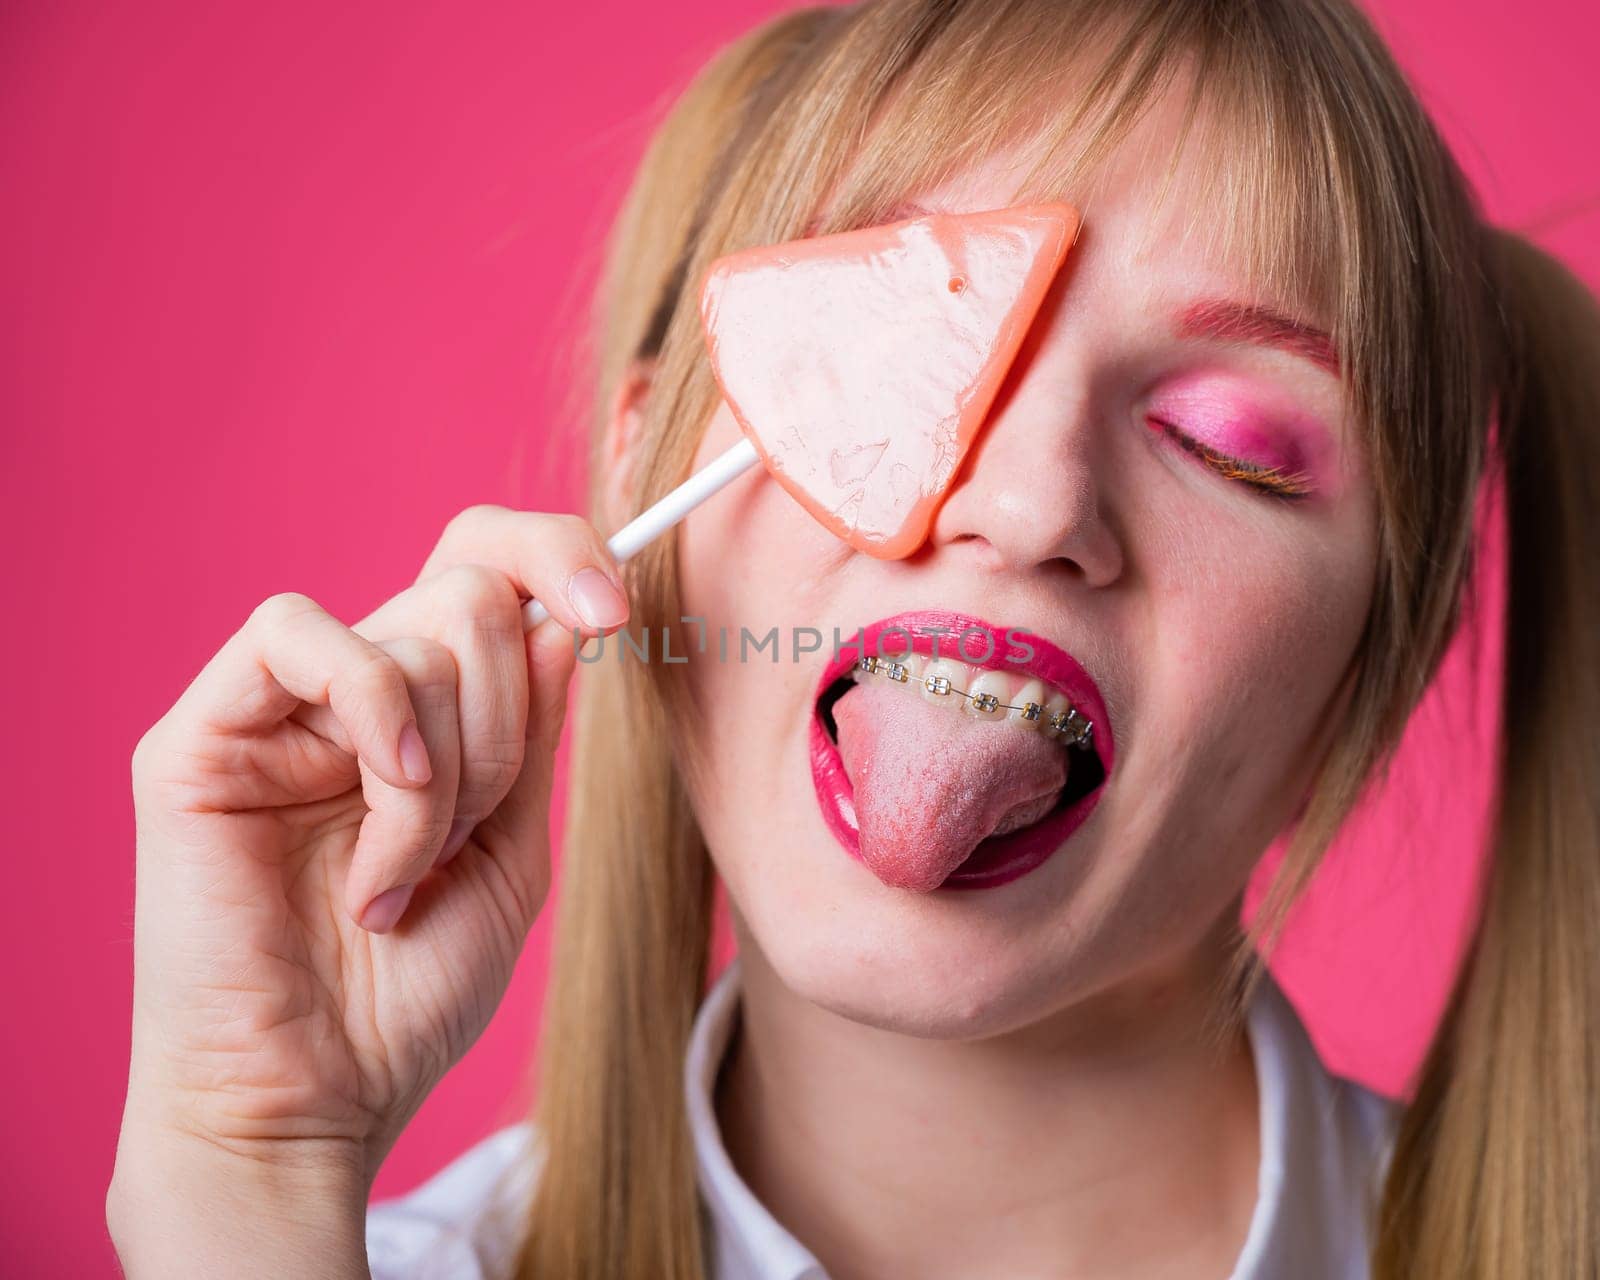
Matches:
[438,817,473,866]
[567,567,628,630]
[397,721,432,784]
[360,882,415,933]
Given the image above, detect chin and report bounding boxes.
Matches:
[747,888,1082,1040]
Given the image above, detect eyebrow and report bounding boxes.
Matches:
[1176,300,1341,375]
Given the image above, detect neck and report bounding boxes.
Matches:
[715,916,1260,1280]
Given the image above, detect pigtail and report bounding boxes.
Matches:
[1375,232,1600,1277]
[518,12,841,1280]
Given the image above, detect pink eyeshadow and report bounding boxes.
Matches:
[1148,375,1324,480]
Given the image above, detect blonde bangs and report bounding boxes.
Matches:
[804,1,1349,326]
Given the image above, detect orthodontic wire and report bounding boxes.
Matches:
[854,655,1096,750]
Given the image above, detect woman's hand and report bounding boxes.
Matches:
[108,506,629,1278]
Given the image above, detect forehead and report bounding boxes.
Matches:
[941,94,1325,326]
[821,56,1341,339]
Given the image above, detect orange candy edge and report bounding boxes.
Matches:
[699,202,1081,559]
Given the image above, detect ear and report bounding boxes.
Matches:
[600,358,655,529]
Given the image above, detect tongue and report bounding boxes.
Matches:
[832,678,1069,891]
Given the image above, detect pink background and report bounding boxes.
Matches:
[3,2,1596,1274]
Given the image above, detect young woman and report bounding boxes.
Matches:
[108,1,1600,1277]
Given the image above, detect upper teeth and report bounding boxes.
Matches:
[853,653,1094,749]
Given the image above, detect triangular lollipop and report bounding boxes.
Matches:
[699,202,1079,559]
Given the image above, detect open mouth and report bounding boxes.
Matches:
[808,610,1112,891]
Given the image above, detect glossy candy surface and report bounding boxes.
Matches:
[699,203,1080,558]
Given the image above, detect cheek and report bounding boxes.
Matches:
[673,405,865,917]
[1079,514,1374,954]
[678,403,842,638]
[674,401,848,771]
[1143,502,1375,799]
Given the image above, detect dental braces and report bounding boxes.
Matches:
[854,655,1096,750]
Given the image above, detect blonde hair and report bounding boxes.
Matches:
[520,3,1600,1276]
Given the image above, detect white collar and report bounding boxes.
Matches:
[683,955,1397,1280]
[685,955,828,1280]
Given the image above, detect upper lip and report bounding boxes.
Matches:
[813,608,1115,773]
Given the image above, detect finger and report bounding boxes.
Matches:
[343,636,463,932]
[471,614,580,924]
[355,565,529,865]
[414,504,630,635]
[173,592,433,793]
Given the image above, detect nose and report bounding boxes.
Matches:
[927,374,1125,587]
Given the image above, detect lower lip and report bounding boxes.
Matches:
[807,710,1105,891]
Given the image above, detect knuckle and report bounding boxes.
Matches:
[130,722,165,785]
[414,811,455,854]
[530,511,597,557]
[342,647,409,707]
[464,736,525,798]
[249,590,317,632]
[551,511,599,546]
[383,635,459,687]
[433,563,518,623]
[442,503,506,545]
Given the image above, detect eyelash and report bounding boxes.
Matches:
[1148,418,1312,501]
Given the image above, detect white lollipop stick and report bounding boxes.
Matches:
[521,436,761,629]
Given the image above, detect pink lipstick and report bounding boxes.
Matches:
[810,610,1113,890]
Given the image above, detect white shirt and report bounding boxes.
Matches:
[367,956,1399,1279]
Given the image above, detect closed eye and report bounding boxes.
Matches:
[1149,417,1313,501]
